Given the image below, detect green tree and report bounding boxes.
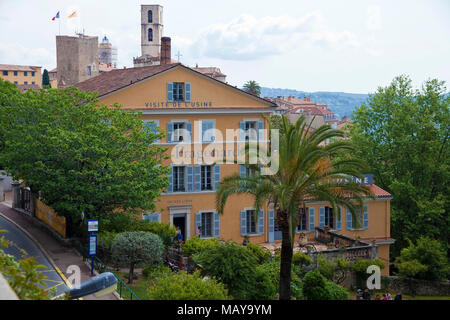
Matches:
[394,236,448,281]
[242,80,261,96]
[42,69,51,88]
[349,75,450,257]
[0,230,53,300]
[111,231,164,284]
[216,115,373,299]
[0,81,169,237]
[147,270,229,300]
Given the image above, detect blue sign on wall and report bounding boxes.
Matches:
[353,174,373,185]
[88,234,97,257]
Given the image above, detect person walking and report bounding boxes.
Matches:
[362,288,371,300]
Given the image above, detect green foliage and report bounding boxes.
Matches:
[394,236,449,281]
[324,280,349,300]
[317,255,350,283]
[142,264,172,280]
[292,251,313,267]
[181,236,221,256]
[303,270,348,300]
[97,231,117,252]
[349,75,450,257]
[0,230,52,300]
[242,80,261,96]
[245,242,272,264]
[302,270,329,300]
[99,212,136,233]
[0,81,169,237]
[134,220,177,248]
[193,241,262,299]
[146,270,229,300]
[351,258,385,287]
[42,69,50,88]
[111,231,164,284]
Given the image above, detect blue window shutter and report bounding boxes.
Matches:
[363,205,369,229]
[185,82,191,102]
[239,121,245,141]
[258,120,263,141]
[195,212,201,237]
[308,207,315,231]
[201,121,208,143]
[319,207,325,228]
[213,164,221,190]
[194,165,201,192]
[167,83,173,102]
[240,210,247,236]
[166,122,173,143]
[167,166,173,193]
[239,165,246,177]
[346,208,353,230]
[187,166,193,192]
[337,206,342,230]
[186,122,192,142]
[258,209,265,235]
[268,209,274,242]
[213,212,220,238]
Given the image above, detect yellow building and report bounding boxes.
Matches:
[0,64,42,88]
[76,63,393,274]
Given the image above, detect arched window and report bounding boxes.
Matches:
[148,10,152,23]
[148,28,153,42]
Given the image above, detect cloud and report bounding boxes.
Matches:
[185,12,360,61]
[0,43,55,68]
[366,5,382,31]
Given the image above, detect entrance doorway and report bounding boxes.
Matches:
[173,215,186,241]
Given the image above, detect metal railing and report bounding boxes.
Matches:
[73,240,140,300]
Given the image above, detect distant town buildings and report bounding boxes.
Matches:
[0,64,42,90]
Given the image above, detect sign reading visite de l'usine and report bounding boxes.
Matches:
[144,101,213,108]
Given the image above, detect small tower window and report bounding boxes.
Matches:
[148,28,153,42]
[148,10,152,23]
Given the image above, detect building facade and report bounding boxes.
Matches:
[0,64,42,87]
[76,63,393,274]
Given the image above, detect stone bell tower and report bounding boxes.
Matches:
[141,4,163,58]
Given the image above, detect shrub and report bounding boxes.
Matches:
[182,236,221,256]
[134,221,177,248]
[248,265,278,300]
[192,241,259,299]
[246,242,272,264]
[97,231,117,252]
[111,231,164,284]
[292,251,313,267]
[303,270,329,300]
[146,270,229,300]
[351,258,385,287]
[142,264,172,280]
[324,281,349,300]
[318,255,350,283]
[258,259,303,300]
[394,236,448,281]
[99,212,136,233]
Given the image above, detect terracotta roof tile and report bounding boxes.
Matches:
[368,184,392,198]
[75,63,180,97]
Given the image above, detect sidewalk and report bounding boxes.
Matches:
[0,193,119,300]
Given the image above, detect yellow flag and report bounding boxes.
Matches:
[68,11,77,18]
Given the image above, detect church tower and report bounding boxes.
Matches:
[141,5,163,58]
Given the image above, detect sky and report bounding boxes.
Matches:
[0,0,449,93]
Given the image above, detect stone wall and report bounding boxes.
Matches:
[381,276,450,296]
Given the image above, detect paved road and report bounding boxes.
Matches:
[0,215,69,297]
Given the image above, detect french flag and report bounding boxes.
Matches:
[52,11,60,21]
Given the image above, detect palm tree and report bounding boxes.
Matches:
[242,80,261,96]
[216,115,374,300]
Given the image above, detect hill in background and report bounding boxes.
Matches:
[261,87,369,119]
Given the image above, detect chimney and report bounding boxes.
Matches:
[161,37,171,65]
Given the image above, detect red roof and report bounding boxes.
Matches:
[75,63,179,97]
[368,184,392,198]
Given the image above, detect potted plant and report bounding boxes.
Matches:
[324,225,331,232]
[242,235,250,246]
